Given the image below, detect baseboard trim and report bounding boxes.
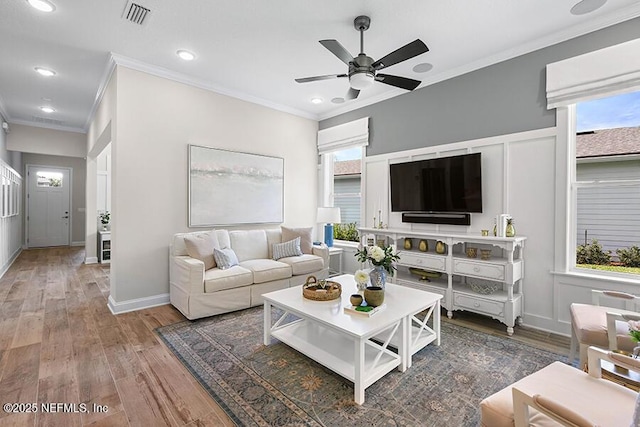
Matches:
[108,293,170,315]
[0,248,22,280]
[85,256,98,264]
[71,241,85,247]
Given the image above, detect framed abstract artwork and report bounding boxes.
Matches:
[188,145,284,227]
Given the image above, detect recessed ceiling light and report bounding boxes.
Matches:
[42,97,52,102]
[27,0,56,12]
[310,97,323,104]
[40,106,55,113]
[34,67,56,77]
[570,0,607,15]
[413,63,433,73]
[331,97,345,104]
[176,50,196,61]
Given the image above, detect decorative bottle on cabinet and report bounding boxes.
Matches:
[506,219,516,237]
[419,240,428,252]
[404,238,412,250]
[435,240,446,254]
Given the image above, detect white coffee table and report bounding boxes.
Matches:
[263,274,442,404]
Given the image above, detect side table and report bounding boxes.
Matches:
[328,246,343,276]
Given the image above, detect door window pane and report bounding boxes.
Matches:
[37,171,63,188]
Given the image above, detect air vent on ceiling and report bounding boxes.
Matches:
[32,116,65,126]
[122,1,151,25]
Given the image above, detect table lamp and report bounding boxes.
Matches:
[317,207,341,247]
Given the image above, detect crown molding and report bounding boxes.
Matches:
[105,53,318,121]
[82,54,117,132]
[9,118,87,134]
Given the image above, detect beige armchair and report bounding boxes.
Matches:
[480,346,638,427]
[569,290,640,368]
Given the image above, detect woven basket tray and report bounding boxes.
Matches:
[302,276,342,301]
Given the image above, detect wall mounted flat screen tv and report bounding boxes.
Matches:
[390,153,482,213]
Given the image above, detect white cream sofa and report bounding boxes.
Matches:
[169,228,329,320]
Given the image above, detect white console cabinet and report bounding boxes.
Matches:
[359,227,526,335]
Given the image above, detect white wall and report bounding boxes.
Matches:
[7,124,86,158]
[99,66,318,308]
[86,68,117,264]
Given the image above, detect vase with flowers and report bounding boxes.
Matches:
[354,245,400,288]
[628,320,640,357]
[99,211,110,231]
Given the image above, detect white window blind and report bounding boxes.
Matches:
[317,117,369,154]
[546,37,640,109]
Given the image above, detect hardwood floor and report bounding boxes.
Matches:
[0,247,234,427]
[0,247,570,426]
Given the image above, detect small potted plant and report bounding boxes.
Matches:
[99,211,110,231]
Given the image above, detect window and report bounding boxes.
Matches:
[322,147,363,242]
[572,91,640,277]
[317,117,369,243]
[37,171,63,187]
[332,147,362,225]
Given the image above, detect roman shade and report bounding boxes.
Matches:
[317,117,369,154]
[546,37,640,109]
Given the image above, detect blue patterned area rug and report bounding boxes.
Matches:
[156,307,567,426]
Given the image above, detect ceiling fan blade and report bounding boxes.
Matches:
[319,40,354,65]
[295,74,347,83]
[372,39,429,70]
[375,74,421,91]
[345,87,360,100]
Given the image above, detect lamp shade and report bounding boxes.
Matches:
[317,207,341,224]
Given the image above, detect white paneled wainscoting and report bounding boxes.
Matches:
[0,158,22,278]
[359,126,638,336]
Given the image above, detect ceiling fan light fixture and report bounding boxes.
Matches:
[349,71,374,90]
[27,0,56,12]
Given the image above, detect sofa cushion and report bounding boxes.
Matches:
[230,230,269,261]
[213,248,239,269]
[204,266,254,293]
[272,237,303,260]
[184,230,219,270]
[278,254,324,275]
[239,259,292,284]
[281,226,313,254]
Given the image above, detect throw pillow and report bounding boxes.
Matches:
[281,226,313,254]
[272,237,303,260]
[213,248,239,270]
[184,231,218,270]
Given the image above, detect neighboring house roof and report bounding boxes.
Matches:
[334,159,362,176]
[576,126,640,158]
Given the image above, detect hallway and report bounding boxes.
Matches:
[0,247,233,426]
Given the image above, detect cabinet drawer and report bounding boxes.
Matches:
[453,260,505,281]
[400,252,446,271]
[453,293,504,316]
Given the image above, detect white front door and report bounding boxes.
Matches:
[27,166,71,247]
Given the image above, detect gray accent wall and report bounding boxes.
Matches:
[320,17,640,156]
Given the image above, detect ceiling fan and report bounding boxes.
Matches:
[295,15,429,100]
